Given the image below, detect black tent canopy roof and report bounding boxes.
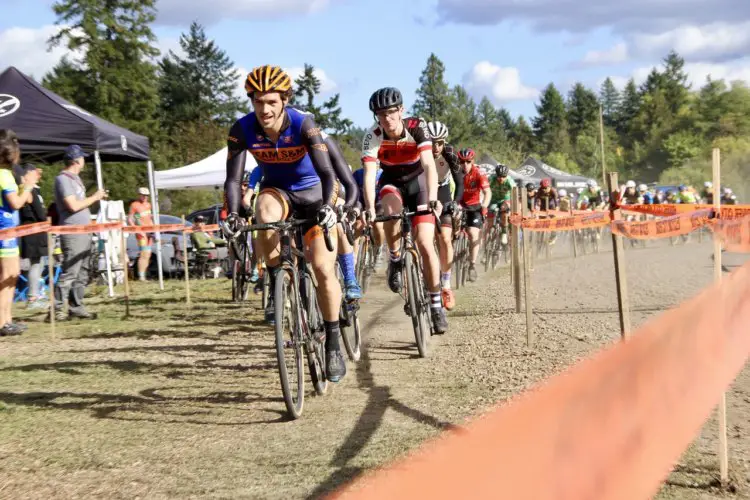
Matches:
[0,66,149,162]
[517,156,594,188]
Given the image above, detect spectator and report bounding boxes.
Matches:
[0,129,38,336]
[13,163,48,309]
[190,216,226,251]
[50,145,107,322]
[128,187,154,281]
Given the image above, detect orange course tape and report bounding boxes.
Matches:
[0,221,51,241]
[710,214,750,252]
[509,211,611,231]
[50,221,123,234]
[623,203,750,219]
[122,224,187,234]
[611,210,713,240]
[330,260,750,500]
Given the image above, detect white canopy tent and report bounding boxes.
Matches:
[154,147,257,190]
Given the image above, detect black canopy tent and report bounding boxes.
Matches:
[0,66,165,291]
[477,152,533,185]
[517,156,594,189]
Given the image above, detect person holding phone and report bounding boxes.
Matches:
[49,145,108,322]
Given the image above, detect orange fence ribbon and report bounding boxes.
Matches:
[623,203,750,218]
[122,224,187,234]
[710,214,750,252]
[330,260,750,500]
[509,211,611,231]
[714,205,750,220]
[0,221,51,241]
[610,210,713,240]
[50,221,123,235]
[183,224,221,234]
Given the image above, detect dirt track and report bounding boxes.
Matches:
[0,236,748,499]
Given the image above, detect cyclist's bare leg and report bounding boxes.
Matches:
[255,192,284,266]
[437,224,454,274]
[468,226,482,265]
[414,222,441,293]
[373,221,384,247]
[304,230,341,322]
[381,192,403,256]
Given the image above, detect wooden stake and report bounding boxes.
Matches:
[607,172,631,340]
[182,216,191,306]
[511,187,522,314]
[713,148,729,487]
[47,220,55,338]
[520,188,534,346]
[120,217,130,317]
[571,204,578,258]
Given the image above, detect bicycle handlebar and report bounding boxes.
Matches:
[240,217,334,252]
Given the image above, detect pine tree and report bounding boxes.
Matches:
[661,50,691,115]
[532,83,569,155]
[446,85,478,146]
[617,78,641,136]
[158,22,245,130]
[600,77,621,128]
[567,82,600,143]
[320,94,352,136]
[412,53,452,122]
[46,0,160,137]
[510,116,535,156]
[289,64,351,136]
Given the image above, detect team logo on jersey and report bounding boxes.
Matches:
[282,135,293,144]
[251,146,306,163]
[256,134,265,141]
[0,94,20,118]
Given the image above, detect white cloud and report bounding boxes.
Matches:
[631,21,750,61]
[462,61,538,104]
[286,66,338,93]
[580,42,629,67]
[0,25,79,80]
[155,0,337,25]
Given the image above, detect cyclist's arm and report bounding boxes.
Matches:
[325,136,358,208]
[225,121,248,215]
[412,118,437,201]
[444,145,464,202]
[301,117,337,206]
[361,126,381,213]
[480,175,492,209]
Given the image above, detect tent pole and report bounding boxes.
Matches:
[148,160,164,290]
[95,151,115,297]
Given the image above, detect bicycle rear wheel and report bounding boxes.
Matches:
[404,250,428,358]
[302,270,327,396]
[453,236,464,290]
[274,267,305,419]
[340,305,361,362]
[483,228,494,273]
[356,236,371,294]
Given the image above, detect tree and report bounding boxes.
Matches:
[600,77,621,128]
[158,22,245,130]
[475,96,507,146]
[617,78,640,136]
[532,83,570,156]
[412,53,452,122]
[445,85,478,146]
[289,64,351,136]
[46,0,160,137]
[319,93,353,136]
[510,116,535,156]
[567,82,599,143]
[661,50,691,115]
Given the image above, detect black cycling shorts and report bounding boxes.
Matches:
[260,183,323,239]
[465,208,484,229]
[378,171,433,226]
[437,183,453,227]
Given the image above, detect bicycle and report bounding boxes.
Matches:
[452,211,470,290]
[336,206,362,363]
[375,205,439,358]
[354,215,377,295]
[483,207,504,272]
[228,227,253,302]
[239,217,333,419]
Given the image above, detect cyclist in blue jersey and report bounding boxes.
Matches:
[352,165,385,260]
[225,65,347,382]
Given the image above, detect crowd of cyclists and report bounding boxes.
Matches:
[219,64,739,416]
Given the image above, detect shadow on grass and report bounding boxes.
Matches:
[0,387,287,425]
[307,296,463,499]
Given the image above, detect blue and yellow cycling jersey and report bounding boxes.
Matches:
[0,169,19,230]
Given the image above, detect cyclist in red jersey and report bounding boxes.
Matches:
[128,187,154,281]
[361,87,448,334]
[458,149,491,281]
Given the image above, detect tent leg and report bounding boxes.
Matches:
[148,160,164,290]
[95,151,115,297]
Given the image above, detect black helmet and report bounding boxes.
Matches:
[525,182,536,191]
[495,164,509,177]
[369,87,403,113]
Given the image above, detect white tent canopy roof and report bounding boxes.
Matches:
[154,147,257,190]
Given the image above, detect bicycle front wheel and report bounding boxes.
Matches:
[356,236,371,294]
[274,267,304,419]
[404,250,428,358]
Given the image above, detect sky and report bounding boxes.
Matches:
[2,0,750,129]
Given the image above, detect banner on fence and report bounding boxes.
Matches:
[610,210,713,240]
[710,214,750,252]
[0,221,51,241]
[510,212,611,231]
[623,204,750,219]
[330,260,750,500]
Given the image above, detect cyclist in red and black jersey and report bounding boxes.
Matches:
[224,65,347,382]
[533,178,558,212]
[361,87,448,333]
[427,121,463,311]
[458,148,492,281]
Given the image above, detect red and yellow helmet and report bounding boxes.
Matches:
[245,65,292,96]
[458,148,476,162]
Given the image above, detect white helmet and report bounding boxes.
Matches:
[638,184,648,192]
[427,121,449,141]
[558,189,567,197]
[724,187,733,195]
[704,181,712,188]
[626,180,636,188]
[586,179,597,188]
[577,187,584,194]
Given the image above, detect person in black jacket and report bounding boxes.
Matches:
[13,163,48,308]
